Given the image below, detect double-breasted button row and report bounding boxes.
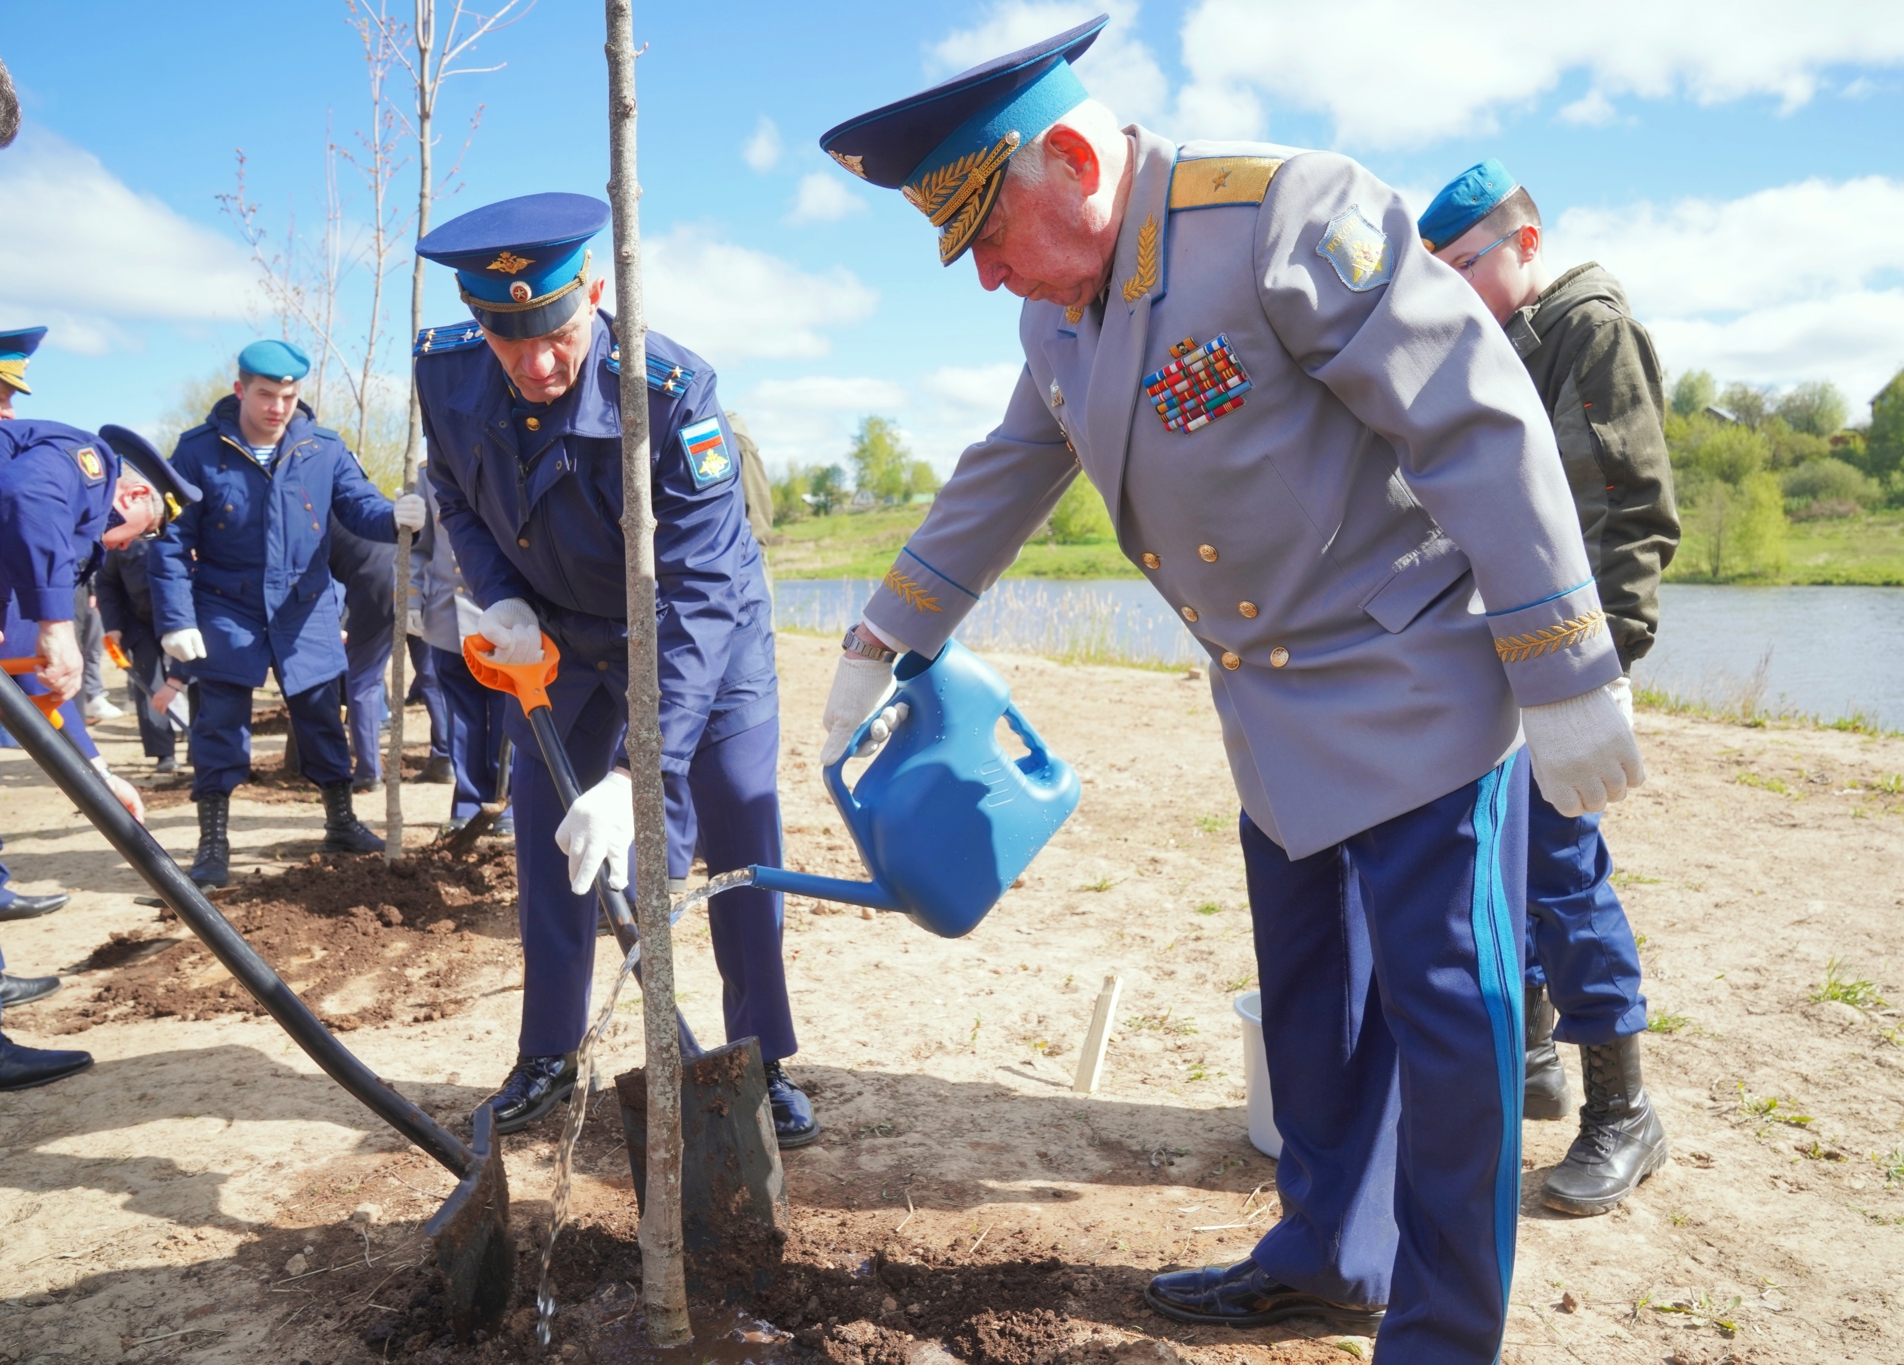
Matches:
[1218,647,1290,670]
[1142,544,1222,567]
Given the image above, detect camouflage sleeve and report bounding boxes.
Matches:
[1569,315,1679,670]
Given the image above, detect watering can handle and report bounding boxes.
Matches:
[820,700,890,821]
[1001,698,1056,772]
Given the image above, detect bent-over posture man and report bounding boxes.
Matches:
[816,20,1645,1363]
[413,194,812,1144]
[148,340,425,887]
[1424,160,1678,1215]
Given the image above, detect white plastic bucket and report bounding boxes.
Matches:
[1233,991,1283,1159]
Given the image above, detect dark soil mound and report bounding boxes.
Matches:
[52,843,521,1034]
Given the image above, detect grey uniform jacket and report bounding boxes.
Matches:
[862,127,1622,860]
[409,470,482,656]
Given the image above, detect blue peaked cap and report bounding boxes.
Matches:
[820,15,1106,266]
[99,424,201,525]
[416,193,610,339]
[0,325,47,394]
[238,339,310,382]
[1418,159,1519,253]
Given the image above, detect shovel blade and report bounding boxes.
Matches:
[617,1036,789,1299]
[424,1103,515,1339]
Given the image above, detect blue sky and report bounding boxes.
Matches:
[3,1,1903,472]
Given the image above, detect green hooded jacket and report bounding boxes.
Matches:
[1508,262,1680,670]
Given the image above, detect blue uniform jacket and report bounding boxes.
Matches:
[96,541,159,635]
[0,418,117,623]
[148,397,397,695]
[416,314,775,774]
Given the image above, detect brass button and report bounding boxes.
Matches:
[1180,606,1199,623]
[1198,544,1218,563]
[1220,651,1241,671]
[1239,601,1259,618]
[224,503,233,512]
[517,537,530,548]
[1270,647,1290,668]
[1141,552,1160,570]
[216,522,225,529]
[596,660,609,671]
[525,416,541,432]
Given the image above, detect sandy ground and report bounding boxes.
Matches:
[0,632,1900,1364]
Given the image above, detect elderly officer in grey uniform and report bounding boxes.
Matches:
[817,18,1645,1364]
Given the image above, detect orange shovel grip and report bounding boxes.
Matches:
[1,658,67,729]
[462,631,562,717]
[104,635,132,669]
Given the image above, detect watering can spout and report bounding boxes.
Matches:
[738,641,1079,939]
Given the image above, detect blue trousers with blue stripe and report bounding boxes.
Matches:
[509,668,793,1061]
[1524,790,1647,1044]
[190,674,354,798]
[343,615,393,784]
[1245,753,1527,1365]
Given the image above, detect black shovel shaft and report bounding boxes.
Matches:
[0,668,476,1178]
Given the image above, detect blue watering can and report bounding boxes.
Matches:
[749,640,1080,938]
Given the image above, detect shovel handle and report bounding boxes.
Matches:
[2,658,67,729]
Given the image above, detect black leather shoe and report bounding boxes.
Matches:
[155,756,178,774]
[0,974,63,1008]
[1543,1035,1669,1215]
[420,756,455,784]
[764,1059,819,1148]
[321,781,386,854]
[0,1035,93,1091]
[1524,982,1572,1120]
[1145,1259,1385,1333]
[0,891,69,922]
[484,1053,577,1135]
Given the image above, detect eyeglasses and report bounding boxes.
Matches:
[1455,232,1516,275]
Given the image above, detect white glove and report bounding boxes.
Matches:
[161,628,206,662]
[821,654,897,765]
[392,493,427,531]
[474,598,543,665]
[1608,674,1634,727]
[554,769,632,894]
[1521,683,1645,818]
[406,608,423,636]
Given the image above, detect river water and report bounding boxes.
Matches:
[773,579,1904,731]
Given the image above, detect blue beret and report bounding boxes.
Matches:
[99,424,201,525]
[238,339,310,382]
[416,193,609,340]
[1418,159,1519,254]
[0,325,47,394]
[820,15,1106,266]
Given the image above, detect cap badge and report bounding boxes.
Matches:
[486,250,534,275]
[509,281,532,302]
[829,150,867,180]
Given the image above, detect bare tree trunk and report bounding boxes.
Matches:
[605,0,688,1345]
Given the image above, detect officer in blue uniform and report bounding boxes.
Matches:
[328,516,399,790]
[413,194,813,1143]
[0,353,197,1089]
[147,340,427,887]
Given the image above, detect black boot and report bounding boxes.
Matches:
[190,792,231,888]
[320,781,385,855]
[1542,1034,1669,1215]
[1524,982,1572,1120]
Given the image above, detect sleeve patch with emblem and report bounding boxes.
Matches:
[73,445,106,482]
[1317,207,1394,292]
[679,416,735,489]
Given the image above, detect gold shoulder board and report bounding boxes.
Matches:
[1169,156,1284,211]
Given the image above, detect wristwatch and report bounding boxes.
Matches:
[840,628,897,664]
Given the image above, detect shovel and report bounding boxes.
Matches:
[461,631,787,1295]
[439,733,512,857]
[0,666,515,1339]
[1,658,71,729]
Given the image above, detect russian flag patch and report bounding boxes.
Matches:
[679,416,735,490]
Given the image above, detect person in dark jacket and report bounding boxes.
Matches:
[1425,160,1679,1217]
[147,340,426,887]
[95,537,184,771]
[328,515,398,791]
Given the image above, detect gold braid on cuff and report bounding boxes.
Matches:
[1493,609,1606,664]
[458,250,591,315]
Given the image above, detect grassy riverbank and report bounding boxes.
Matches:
[1667,508,1904,585]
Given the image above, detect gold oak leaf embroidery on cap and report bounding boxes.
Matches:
[883,570,942,614]
[1493,610,1606,664]
[1122,214,1159,304]
[487,251,534,275]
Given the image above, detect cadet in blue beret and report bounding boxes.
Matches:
[0,324,175,1092]
[817,17,1652,1360]
[147,341,427,888]
[413,194,810,1143]
[1423,160,1679,1219]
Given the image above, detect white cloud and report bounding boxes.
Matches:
[1549,176,1904,412]
[740,375,910,468]
[786,172,868,225]
[0,129,256,346]
[1557,89,1620,127]
[742,116,782,173]
[1174,0,1904,148]
[633,224,879,363]
[929,1,1169,127]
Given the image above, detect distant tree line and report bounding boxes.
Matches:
[1665,362,1904,580]
[770,416,941,523]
